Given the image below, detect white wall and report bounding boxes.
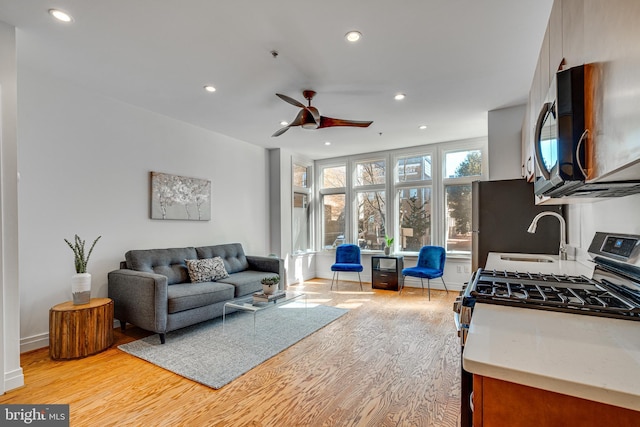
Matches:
[16,63,270,352]
[567,194,640,259]
[488,104,526,180]
[0,20,23,392]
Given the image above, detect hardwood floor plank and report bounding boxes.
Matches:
[1,279,461,426]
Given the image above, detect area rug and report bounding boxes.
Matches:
[118,301,347,389]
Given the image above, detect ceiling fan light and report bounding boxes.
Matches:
[345,31,362,42]
[301,123,317,129]
[49,9,73,22]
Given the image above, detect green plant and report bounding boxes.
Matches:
[385,235,394,247]
[64,234,101,273]
[261,276,280,286]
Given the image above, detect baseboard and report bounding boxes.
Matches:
[20,332,49,353]
[4,366,24,391]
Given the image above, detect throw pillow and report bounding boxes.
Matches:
[185,257,229,283]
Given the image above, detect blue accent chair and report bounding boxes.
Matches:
[401,246,448,300]
[331,244,364,291]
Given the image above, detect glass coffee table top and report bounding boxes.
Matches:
[222,291,306,334]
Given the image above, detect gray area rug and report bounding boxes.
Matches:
[118,302,347,389]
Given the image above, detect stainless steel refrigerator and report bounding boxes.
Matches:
[472,179,562,270]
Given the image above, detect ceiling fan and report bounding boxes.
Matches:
[272,90,373,137]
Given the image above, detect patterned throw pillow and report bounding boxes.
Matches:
[185,257,229,283]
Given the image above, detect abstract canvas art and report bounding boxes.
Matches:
[150,172,211,220]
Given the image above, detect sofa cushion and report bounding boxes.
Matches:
[195,243,249,274]
[167,281,234,314]
[218,270,271,297]
[125,247,197,285]
[185,257,229,283]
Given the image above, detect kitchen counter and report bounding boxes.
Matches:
[462,253,640,412]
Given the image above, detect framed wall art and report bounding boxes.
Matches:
[150,172,211,221]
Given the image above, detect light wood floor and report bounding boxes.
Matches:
[2,279,461,426]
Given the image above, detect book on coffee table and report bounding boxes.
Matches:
[253,290,286,303]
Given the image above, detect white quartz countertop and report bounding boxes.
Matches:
[462,252,640,412]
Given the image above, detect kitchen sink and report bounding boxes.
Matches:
[500,255,554,263]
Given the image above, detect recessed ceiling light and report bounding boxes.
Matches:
[48,9,73,22]
[345,31,362,42]
[419,125,428,130]
[280,121,289,126]
[324,141,331,146]
[394,93,406,101]
[203,85,216,93]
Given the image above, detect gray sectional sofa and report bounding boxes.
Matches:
[108,243,283,343]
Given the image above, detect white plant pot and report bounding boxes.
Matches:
[262,283,278,295]
[72,273,92,305]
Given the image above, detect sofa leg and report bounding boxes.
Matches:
[119,320,126,331]
[159,333,166,344]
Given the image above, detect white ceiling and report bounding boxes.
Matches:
[0,0,553,160]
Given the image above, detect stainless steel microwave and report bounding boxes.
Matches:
[533,65,588,197]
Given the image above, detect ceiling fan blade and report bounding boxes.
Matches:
[318,116,373,129]
[272,126,291,137]
[272,110,306,137]
[276,93,305,108]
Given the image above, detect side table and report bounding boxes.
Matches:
[49,297,114,360]
[372,255,404,291]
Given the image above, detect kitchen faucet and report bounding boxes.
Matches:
[527,211,567,260]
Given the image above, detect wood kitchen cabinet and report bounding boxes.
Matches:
[473,375,640,427]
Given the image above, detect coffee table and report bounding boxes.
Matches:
[222,291,306,334]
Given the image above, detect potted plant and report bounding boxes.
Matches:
[260,276,280,295]
[64,234,101,305]
[384,235,394,256]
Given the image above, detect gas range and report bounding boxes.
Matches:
[454,232,640,345]
[467,268,640,321]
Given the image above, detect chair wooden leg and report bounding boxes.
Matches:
[358,272,363,291]
[441,277,449,294]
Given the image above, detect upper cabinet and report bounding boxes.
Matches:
[583,0,640,181]
[523,0,640,203]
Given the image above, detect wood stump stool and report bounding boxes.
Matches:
[49,298,114,359]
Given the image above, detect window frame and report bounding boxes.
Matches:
[291,158,313,254]
[314,137,487,257]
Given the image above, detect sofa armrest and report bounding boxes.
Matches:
[246,255,285,285]
[107,269,169,334]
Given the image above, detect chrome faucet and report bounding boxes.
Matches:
[527,211,567,260]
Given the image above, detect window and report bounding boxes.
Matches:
[292,161,312,253]
[443,149,482,254]
[315,139,486,256]
[398,187,431,251]
[357,190,386,250]
[395,153,433,252]
[319,165,347,249]
[322,194,345,248]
